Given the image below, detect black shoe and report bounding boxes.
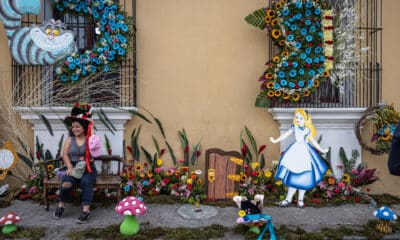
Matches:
[53,206,64,220]
[76,211,90,224]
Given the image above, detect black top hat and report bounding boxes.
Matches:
[63,102,92,126]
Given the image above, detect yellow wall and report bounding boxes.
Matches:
[0,0,399,195]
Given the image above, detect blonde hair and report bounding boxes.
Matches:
[293,108,316,139]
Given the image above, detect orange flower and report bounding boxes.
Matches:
[303,90,311,97]
[314,79,320,88]
[328,177,335,185]
[283,92,290,99]
[274,90,282,97]
[271,29,281,39]
[47,164,55,172]
[266,9,275,17]
[265,16,272,24]
[291,92,300,102]
[323,71,330,77]
[267,90,275,97]
[271,18,279,27]
[266,81,274,89]
[265,73,274,79]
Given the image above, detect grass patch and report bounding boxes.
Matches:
[0,227,46,240]
[67,224,228,240]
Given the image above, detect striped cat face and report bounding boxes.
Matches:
[29,19,75,53]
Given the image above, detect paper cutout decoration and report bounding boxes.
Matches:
[270,108,328,208]
[0,142,18,180]
[0,0,77,65]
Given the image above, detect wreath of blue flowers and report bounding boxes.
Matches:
[53,0,134,83]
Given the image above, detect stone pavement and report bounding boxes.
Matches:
[1,200,400,239]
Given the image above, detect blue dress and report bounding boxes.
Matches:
[275,125,328,190]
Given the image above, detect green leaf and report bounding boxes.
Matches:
[190,142,201,166]
[131,126,142,161]
[40,114,54,136]
[244,126,258,155]
[115,107,152,123]
[259,154,265,169]
[100,108,117,131]
[154,117,166,139]
[96,112,115,135]
[245,8,267,30]
[141,146,153,165]
[17,152,33,168]
[44,150,53,161]
[152,135,160,155]
[165,141,177,165]
[255,90,271,108]
[104,134,111,151]
[58,134,64,150]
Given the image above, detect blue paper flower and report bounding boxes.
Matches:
[287,34,295,41]
[289,70,297,77]
[280,79,288,86]
[298,81,305,87]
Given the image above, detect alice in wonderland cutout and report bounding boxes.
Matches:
[0,0,77,65]
[270,108,328,208]
[0,142,18,180]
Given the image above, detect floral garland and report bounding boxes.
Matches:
[53,0,134,83]
[247,0,333,107]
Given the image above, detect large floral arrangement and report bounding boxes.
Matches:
[53,0,134,82]
[246,0,333,107]
[120,159,207,205]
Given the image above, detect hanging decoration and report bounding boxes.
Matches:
[53,0,134,82]
[0,0,77,65]
[0,142,18,180]
[245,0,333,108]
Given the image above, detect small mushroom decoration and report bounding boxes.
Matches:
[0,211,21,234]
[373,206,397,234]
[115,196,147,235]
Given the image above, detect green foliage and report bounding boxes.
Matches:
[339,147,359,173]
[255,90,272,108]
[245,8,267,30]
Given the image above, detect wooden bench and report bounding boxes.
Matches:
[39,155,123,210]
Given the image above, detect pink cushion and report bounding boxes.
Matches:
[89,135,103,157]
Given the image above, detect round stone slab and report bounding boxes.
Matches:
[177,204,219,220]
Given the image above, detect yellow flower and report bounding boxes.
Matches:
[250,162,259,169]
[227,174,241,181]
[230,157,243,165]
[271,29,281,39]
[275,180,282,186]
[225,192,238,198]
[272,56,280,63]
[325,169,332,176]
[303,90,311,97]
[265,73,274,80]
[197,179,202,184]
[135,164,142,172]
[314,80,320,88]
[140,173,145,178]
[265,16,272,24]
[187,178,193,184]
[256,171,262,177]
[278,40,286,46]
[283,92,290,100]
[266,81,274,89]
[282,51,289,58]
[240,174,248,181]
[267,90,275,97]
[266,9,275,17]
[342,173,351,184]
[47,164,55,172]
[238,210,246,217]
[157,158,163,166]
[274,90,282,97]
[291,92,300,102]
[264,170,272,178]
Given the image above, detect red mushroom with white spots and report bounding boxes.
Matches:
[115,196,147,235]
[0,211,21,234]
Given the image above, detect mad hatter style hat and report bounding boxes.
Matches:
[64,102,95,173]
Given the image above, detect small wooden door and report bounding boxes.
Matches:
[205,148,242,200]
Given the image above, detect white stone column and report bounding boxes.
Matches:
[14,106,134,172]
[268,108,366,179]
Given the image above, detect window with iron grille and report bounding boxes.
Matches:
[12,0,136,107]
[269,0,382,108]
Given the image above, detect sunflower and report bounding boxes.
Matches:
[265,16,272,24]
[381,135,390,141]
[264,170,272,178]
[342,173,351,184]
[256,171,262,177]
[266,81,274,89]
[291,92,300,102]
[282,51,289,58]
[323,71,330,77]
[274,90,282,97]
[47,164,55,172]
[283,92,290,99]
[314,79,320,88]
[135,164,142,172]
[240,174,248,181]
[303,90,311,97]
[274,2,282,9]
[175,170,181,176]
[278,40,286,46]
[265,73,274,79]
[271,29,281,39]
[271,18,279,27]
[272,56,280,63]
[281,0,289,3]
[266,9,275,17]
[197,179,202,184]
[267,90,275,97]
